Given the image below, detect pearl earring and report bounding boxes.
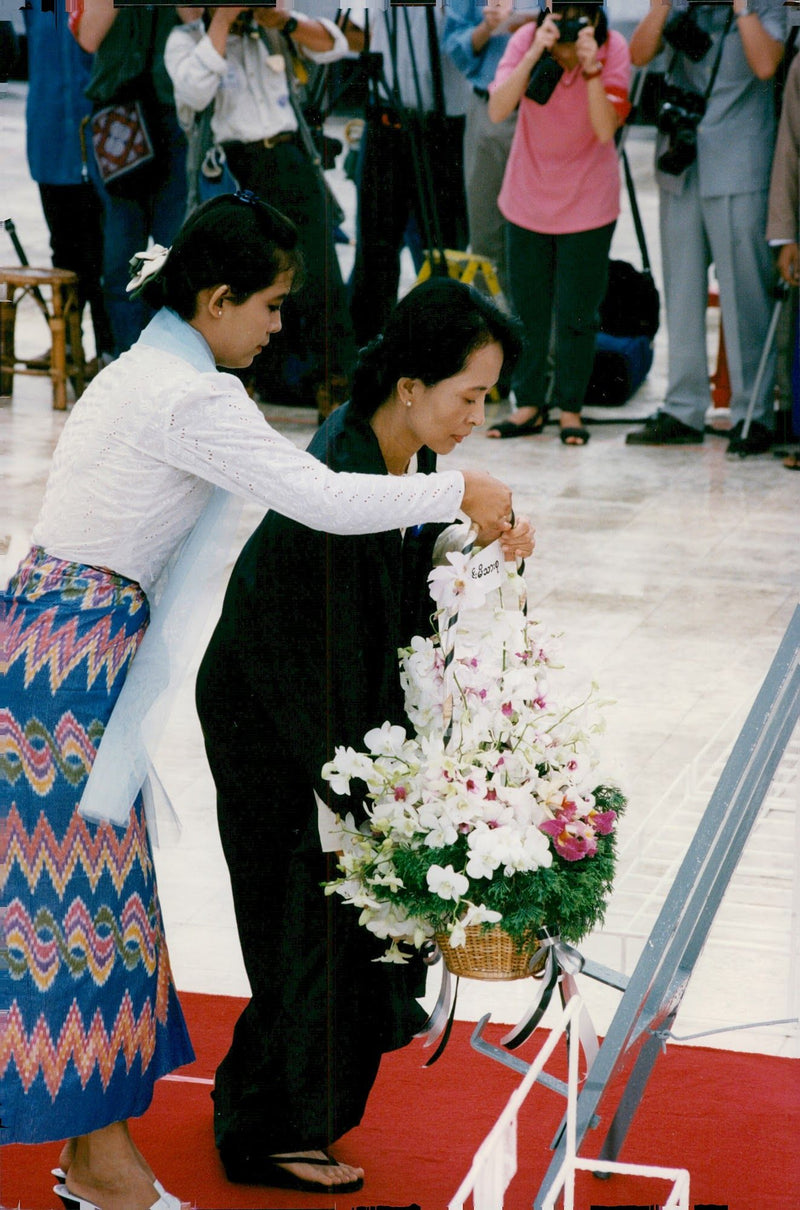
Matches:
[405,399,412,408]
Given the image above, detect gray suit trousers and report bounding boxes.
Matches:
[463,89,516,297]
[660,175,775,430]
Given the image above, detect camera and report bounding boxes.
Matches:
[656,83,706,175]
[525,55,564,106]
[525,9,598,106]
[662,9,712,63]
[556,14,590,43]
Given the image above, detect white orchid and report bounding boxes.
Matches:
[321,746,376,795]
[427,550,491,612]
[426,863,470,901]
[322,567,623,958]
[364,722,410,757]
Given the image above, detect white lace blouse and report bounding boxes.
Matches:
[32,311,465,593]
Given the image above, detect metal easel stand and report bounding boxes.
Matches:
[532,605,800,1208]
[736,279,791,451]
[449,607,799,1207]
[449,995,691,1210]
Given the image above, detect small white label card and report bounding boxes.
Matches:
[466,538,505,595]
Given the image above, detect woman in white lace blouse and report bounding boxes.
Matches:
[0,192,513,1210]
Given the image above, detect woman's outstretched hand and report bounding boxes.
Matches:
[499,514,535,563]
[460,470,513,542]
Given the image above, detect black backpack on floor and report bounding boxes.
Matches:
[585,147,660,406]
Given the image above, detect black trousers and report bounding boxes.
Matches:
[507,219,615,415]
[349,111,468,347]
[224,139,356,405]
[211,761,425,1176]
[38,182,114,358]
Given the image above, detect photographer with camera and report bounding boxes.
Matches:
[486,3,631,445]
[626,0,786,454]
[165,5,356,419]
[443,0,536,297]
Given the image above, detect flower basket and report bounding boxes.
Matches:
[434,923,542,981]
[322,557,626,968]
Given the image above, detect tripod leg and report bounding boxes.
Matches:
[741,289,787,439]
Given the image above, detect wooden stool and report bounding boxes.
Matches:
[0,266,87,410]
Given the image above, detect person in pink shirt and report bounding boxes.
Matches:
[486,3,630,444]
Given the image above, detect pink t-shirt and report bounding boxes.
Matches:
[492,27,631,235]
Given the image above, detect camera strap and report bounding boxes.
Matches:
[701,6,734,103]
[666,6,734,106]
[620,147,653,276]
[256,26,345,227]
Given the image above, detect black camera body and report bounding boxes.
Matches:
[662,9,713,63]
[525,10,599,106]
[656,83,706,175]
[556,15,590,43]
[525,55,565,105]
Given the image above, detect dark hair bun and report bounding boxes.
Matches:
[134,192,303,320]
[349,278,522,419]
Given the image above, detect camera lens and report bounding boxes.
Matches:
[557,15,590,44]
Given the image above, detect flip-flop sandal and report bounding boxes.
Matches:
[559,426,590,446]
[261,1154,364,1195]
[486,412,546,439]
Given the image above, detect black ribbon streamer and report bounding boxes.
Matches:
[415,928,588,1065]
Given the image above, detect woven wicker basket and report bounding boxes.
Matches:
[434,923,542,981]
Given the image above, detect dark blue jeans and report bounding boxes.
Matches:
[90,108,188,356]
[507,219,615,415]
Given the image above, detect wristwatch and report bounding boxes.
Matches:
[282,15,299,36]
[582,63,603,79]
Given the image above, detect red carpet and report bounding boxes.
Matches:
[2,991,798,1210]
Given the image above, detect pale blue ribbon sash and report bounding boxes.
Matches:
[78,309,242,840]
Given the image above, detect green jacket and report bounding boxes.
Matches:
[85,7,179,107]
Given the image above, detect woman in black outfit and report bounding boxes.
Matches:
[196,278,528,1195]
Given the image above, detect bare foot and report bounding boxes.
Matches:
[57,1137,157,1183]
[63,1123,173,1210]
[64,1170,162,1210]
[271,1150,365,1189]
[58,1140,75,1175]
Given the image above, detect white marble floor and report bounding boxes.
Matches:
[2,78,799,1060]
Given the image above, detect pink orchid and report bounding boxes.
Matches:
[540,817,598,861]
[589,809,616,835]
[540,800,600,861]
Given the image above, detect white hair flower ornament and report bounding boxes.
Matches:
[126,244,170,295]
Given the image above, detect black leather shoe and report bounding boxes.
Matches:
[626,412,704,445]
[726,419,773,457]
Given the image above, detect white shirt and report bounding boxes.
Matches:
[165,16,347,144]
[369,6,470,117]
[32,310,464,594]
